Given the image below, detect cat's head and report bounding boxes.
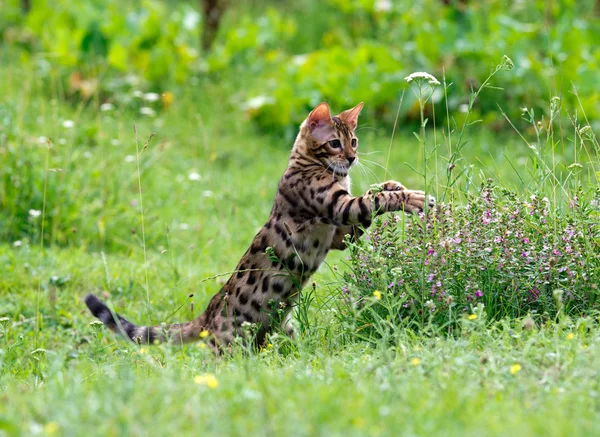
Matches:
[300,102,363,175]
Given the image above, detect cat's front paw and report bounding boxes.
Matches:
[367,180,405,196]
[404,191,436,214]
[427,195,436,209]
[381,180,405,192]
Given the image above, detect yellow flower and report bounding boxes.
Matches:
[410,358,421,366]
[199,330,210,338]
[194,373,219,388]
[198,343,207,349]
[467,314,478,320]
[205,374,219,388]
[161,91,174,109]
[373,290,382,300]
[139,347,148,355]
[267,343,273,349]
[566,333,575,340]
[510,364,522,375]
[44,422,60,435]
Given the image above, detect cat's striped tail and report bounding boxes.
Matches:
[85,293,200,344]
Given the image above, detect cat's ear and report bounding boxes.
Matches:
[307,102,334,142]
[337,102,364,130]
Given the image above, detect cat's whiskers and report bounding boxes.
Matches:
[355,126,379,134]
[354,161,372,182]
[355,161,379,183]
[359,158,392,177]
[358,150,382,156]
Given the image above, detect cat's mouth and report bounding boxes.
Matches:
[330,162,350,174]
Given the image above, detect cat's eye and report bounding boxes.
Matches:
[351,138,357,148]
[328,139,342,149]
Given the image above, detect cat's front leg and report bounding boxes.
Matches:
[321,181,434,229]
[368,180,435,214]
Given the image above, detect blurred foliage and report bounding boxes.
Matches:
[2,0,200,82]
[1,0,599,131]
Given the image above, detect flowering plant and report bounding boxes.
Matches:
[338,182,600,340]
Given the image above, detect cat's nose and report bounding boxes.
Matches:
[347,156,356,165]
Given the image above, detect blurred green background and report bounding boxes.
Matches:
[2,0,599,254]
[2,0,599,133]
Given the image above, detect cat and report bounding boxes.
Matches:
[85,102,434,351]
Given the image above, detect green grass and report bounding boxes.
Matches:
[2,243,600,437]
[1,56,600,436]
[3,296,600,436]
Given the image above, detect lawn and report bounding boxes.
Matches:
[1,1,600,434]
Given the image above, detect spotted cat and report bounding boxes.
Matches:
[85,102,434,350]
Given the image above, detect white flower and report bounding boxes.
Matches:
[143,93,160,102]
[183,10,200,30]
[458,104,469,113]
[292,55,308,66]
[179,223,189,230]
[188,171,201,181]
[242,96,275,111]
[124,155,136,163]
[62,120,75,129]
[13,240,22,247]
[374,0,392,12]
[140,107,156,117]
[404,72,440,86]
[202,190,214,198]
[132,90,143,98]
[37,136,48,144]
[29,209,41,218]
[100,103,114,112]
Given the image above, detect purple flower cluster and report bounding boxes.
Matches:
[339,182,600,334]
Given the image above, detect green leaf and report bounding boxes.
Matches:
[108,42,128,71]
